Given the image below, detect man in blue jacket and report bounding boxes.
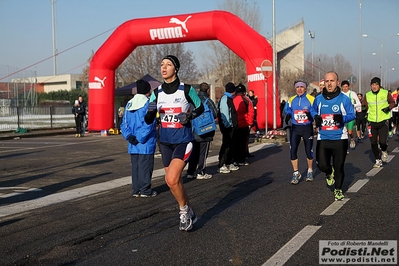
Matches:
[310,71,355,201]
[217,82,239,174]
[121,80,157,198]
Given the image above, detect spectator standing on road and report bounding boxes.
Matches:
[145,55,204,231]
[232,83,254,166]
[284,79,315,184]
[217,82,239,174]
[282,99,291,142]
[121,80,157,198]
[186,82,218,180]
[390,87,399,136]
[362,77,396,168]
[310,71,356,201]
[340,80,361,153]
[355,93,367,142]
[248,90,261,136]
[78,95,87,136]
[72,100,85,137]
[118,96,130,131]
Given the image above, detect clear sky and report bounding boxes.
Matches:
[1,0,399,82]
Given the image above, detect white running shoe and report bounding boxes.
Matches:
[196,172,212,179]
[218,164,230,174]
[350,139,356,149]
[228,164,239,171]
[381,151,389,162]
[373,159,383,168]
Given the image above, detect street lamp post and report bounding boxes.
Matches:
[358,0,364,93]
[362,33,399,87]
[309,31,315,79]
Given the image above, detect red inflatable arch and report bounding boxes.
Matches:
[88,10,280,131]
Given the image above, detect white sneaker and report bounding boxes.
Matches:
[228,164,239,171]
[373,159,382,168]
[218,165,230,174]
[350,139,356,149]
[197,172,212,179]
[381,151,389,162]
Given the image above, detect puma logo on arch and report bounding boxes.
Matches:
[169,16,192,33]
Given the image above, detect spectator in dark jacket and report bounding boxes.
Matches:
[78,96,87,136]
[248,90,260,135]
[72,100,85,137]
[186,82,218,179]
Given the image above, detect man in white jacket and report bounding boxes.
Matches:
[341,80,361,152]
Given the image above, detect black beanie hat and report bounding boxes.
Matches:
[162,55,180,73]
[136,79,151,95]
[341,80,350,87]
[236,83,246,93]
[370,77,381,86]
[225,82,236,93]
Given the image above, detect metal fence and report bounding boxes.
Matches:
[0,106,76,132]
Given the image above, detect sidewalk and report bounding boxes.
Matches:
[0,126,285,146]
[0,128,77,140]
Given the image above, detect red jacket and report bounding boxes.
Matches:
[233,93,254,128]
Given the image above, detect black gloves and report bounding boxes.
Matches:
[147,101,157,112]
[305,111,312,120]
[177,112,193,125]
[381,107,391,113]
[127,135,139,145]
[314,115,322,127]
[333,114,343,124]
[145,101,157,125]
[284,114,292,124]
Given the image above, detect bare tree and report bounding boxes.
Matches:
[79,51,94,91]
[305,53,353,84]
[279,69,305,100]
[117,43,202,85]
[204,0,262,87]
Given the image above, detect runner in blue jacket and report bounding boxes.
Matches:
[285,79,315,184]
[310,71,355,201]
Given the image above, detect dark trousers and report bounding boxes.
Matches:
[187,141,211,175]
[316,139,347,190]
[370,120,389,159]
[218,127,234,167]
[290,124,314,160]
[74,116,82,134]
[130,154,154,195]
[233,127,249,163]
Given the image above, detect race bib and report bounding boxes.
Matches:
[321,114,339,130]
[160,107,183,128]
[293,110,309,124]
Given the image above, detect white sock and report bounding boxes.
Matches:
[180,205,188,212]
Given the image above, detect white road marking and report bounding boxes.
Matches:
[386,154,394,162]
[366,167,383,176]
[0,139,110,154]
[0,144,276,218]
[320,198,350,216]
[346,179,369,193]
[262,225,321,266]
[392,147,399,153]
[0,188,42,198]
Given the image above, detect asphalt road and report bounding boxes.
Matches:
[0,131,398,266]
